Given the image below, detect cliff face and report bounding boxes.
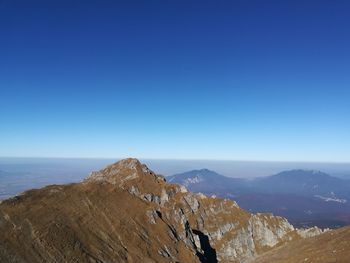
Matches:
[0,159,324,263]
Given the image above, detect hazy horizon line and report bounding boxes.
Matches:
[1,156,350,165]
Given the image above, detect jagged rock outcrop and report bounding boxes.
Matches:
[0,158,326,263]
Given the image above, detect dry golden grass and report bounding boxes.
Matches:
[253,226,350,263]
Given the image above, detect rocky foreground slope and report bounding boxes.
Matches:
[254,225,350,263]
[0,158,329,262]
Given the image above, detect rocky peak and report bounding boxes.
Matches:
[84,158,166,188]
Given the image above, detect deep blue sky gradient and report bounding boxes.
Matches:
[1,0,350,161]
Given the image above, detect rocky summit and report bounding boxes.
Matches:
[0,158,336,263]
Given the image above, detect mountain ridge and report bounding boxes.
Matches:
[0,158,327,263]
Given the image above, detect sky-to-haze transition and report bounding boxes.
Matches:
[1,0,350,162]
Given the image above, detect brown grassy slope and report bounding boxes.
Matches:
[253,226,350,263]
[0,183,199,263]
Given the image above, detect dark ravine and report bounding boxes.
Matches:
[0,158,335,263]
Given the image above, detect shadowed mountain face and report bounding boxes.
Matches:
[169,169,350,228]
[0,159,327,263]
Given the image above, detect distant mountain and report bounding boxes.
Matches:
[168,169,350,200]
[168,168,226,185]
[167,169,247,196]
[168,169,350,228]
[252,169,350,200]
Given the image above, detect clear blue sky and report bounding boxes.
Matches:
[1,0,350,162]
